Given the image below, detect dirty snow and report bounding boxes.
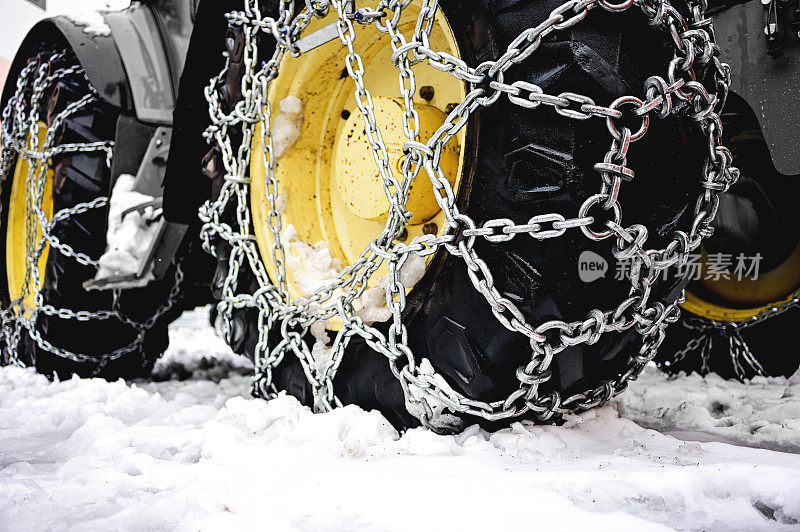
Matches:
[617,366,800,453]
[1,308,799,530]
[94,173,160,281]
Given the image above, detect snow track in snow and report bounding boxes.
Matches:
[1,309,798,531]
[617,366,800,454]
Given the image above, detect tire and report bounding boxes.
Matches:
[199,0,708,430]
[0,47,184,380]
[657,93,800,380]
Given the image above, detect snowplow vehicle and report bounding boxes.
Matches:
[1,0,795,432]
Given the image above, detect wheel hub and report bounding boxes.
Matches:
[333,97,457,224]
[249,1,467,309]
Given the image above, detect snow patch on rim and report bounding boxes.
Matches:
[272,95,303,159]
[279,223,343,299]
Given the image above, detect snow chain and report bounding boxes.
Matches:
[202,0,736,432]
[0,52,183,374]
[670,289,800,379]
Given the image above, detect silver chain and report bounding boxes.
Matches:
[669,287,800,379]
[0,52,184,374]
[202,0,736,431]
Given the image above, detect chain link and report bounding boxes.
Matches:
[202,0,735,432]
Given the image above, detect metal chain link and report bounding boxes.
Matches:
[202,0,735,431]
[0,52,184,374]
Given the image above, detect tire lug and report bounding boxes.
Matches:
[46,83,63,127]
[201,147,225,201]
[211,240,231,299]
[228,309,249,354]
[52,157,71,194]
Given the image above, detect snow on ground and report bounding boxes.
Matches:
[1,309,799,531]
[617,367,800,454]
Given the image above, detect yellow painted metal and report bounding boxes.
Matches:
[682,243,800,322]
[6,123,53,316]
[250,1,466,311]
[334,97,459,224]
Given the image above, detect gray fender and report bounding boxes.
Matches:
[715,1,800,175]
[2,4,179,125]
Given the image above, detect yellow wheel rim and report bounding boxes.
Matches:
[6,123,53,317]
[682,242,800,322]
[250,3,466,317]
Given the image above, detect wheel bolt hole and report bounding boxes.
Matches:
[420,86,435,101]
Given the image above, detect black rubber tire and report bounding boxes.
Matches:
[657,93,800,380]
[0,48,184,380]
[197,0,706,430]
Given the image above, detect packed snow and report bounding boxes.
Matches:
[65,11,112,37]
[271,95,304,159]
[1,308,799,530]
[94,173,160,282]
[353,253,427,324]
[617,367,800,454]
[280,223,344,299]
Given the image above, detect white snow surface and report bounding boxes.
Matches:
[1,309,799,531]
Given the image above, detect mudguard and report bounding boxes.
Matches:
[1,16,130,112]
[1,3,185,126]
